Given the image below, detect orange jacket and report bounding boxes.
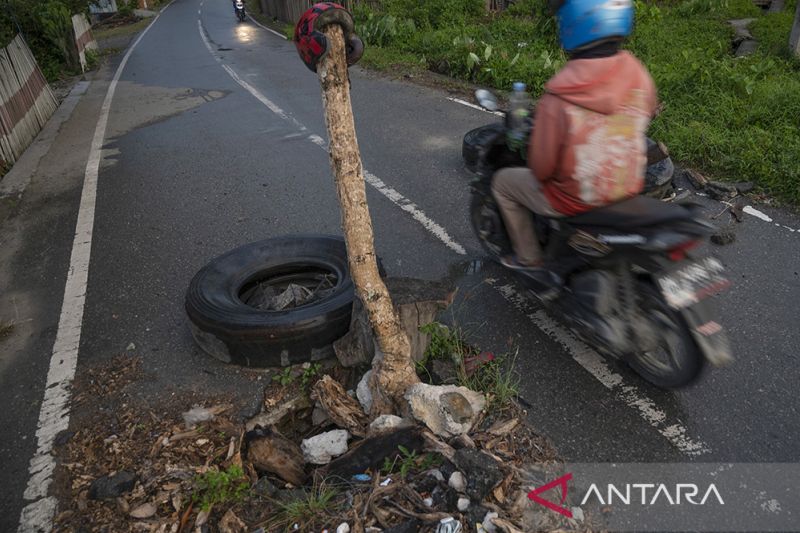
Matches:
[528,51,657,216]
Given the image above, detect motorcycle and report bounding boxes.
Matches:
[235,0,246,22]
[464,89,732,388]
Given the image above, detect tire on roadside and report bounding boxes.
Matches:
[185,235,355,367]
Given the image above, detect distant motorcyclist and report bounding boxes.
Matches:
[492,0,658,271]
[233,0,245,17]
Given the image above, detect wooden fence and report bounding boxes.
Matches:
[72,14,99,72]
[0,35,58,166]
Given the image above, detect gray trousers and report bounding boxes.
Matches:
[491,167,563,265]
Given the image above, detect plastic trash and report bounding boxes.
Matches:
[435,516,462,533]
[352,474,371,482]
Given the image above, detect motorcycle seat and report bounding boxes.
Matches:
[563,196,693,228]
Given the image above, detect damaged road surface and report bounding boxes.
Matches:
[1,0,800,530]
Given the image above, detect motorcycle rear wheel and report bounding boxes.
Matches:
[626,281,704,388]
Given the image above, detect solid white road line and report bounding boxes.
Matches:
[198,18,467,255]
[16,4,173,532]
[489,279,712,457]
[446,96,504,117]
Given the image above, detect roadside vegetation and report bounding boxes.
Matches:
[352,0,800,204]
[0,0,166,81]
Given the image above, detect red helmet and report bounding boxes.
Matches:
[294,2,364,73]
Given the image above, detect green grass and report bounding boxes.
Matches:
[267,482,340,531]
[192,465,250,512]
[419,322,520,409]
[352,0,800,204]
[93,18,152,41]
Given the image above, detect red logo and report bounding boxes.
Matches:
[528,473,574,518]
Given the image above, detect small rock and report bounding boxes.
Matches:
[301,429,349,464]
[129,502,157,519]
[405,383,485,438]
[427,469,445,482]
[448,471,467,492]
[312,404,331,427]
[735,181,754,194]
[356,370,373,414]
[453,448,505,502]
[711,226,736,245]
[735,39,758,57]
[572,506,585,522]
[482,512,499,533]
[182,406,215,429]
[336,523,350,533]
[464,505,489,527]
[89,471,136,500]
[423,497,434,507]
[457,497,470,511]
[368,414,410,435]
[253,477,278,498]
[728,18,755,40]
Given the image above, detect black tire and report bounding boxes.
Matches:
[626,281,704,388]
[185,235,355,367]
[462,123,505,172]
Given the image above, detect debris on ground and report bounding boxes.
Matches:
[241,273,337,311]
[57,316,573,532]
[711,225,737,245]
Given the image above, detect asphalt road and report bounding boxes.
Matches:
[1,0,799,529]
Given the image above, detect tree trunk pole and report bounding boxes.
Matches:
[316,24,419,415]
[791,0,800,56]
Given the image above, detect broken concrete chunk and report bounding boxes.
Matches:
[448,471,467,492]
[301,429,349,464]
[405,383,485,438]
[356,370,373,414]
[368,414,411,436]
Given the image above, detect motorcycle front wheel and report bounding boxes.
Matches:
[626,281,704,388]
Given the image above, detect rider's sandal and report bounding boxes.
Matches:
[500,255,545,272]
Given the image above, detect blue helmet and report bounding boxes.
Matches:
[553,0,634,53]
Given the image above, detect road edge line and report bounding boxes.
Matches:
[16,3,174,531]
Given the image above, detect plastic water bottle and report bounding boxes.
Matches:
[507,81,531,156]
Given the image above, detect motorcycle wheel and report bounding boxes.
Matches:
[470,192,511,260]
[626,281,704,388]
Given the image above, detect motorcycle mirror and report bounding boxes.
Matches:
[475,89,499,112]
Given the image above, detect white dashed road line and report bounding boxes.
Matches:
[198,17,467,255]
[489,279,712,457]
[16,4,175,532]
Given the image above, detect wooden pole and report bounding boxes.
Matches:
[791,0,800,56]
[316,24,419,415]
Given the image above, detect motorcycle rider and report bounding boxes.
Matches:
[492,0,658,271]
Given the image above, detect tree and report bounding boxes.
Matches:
[315,23,420,416]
